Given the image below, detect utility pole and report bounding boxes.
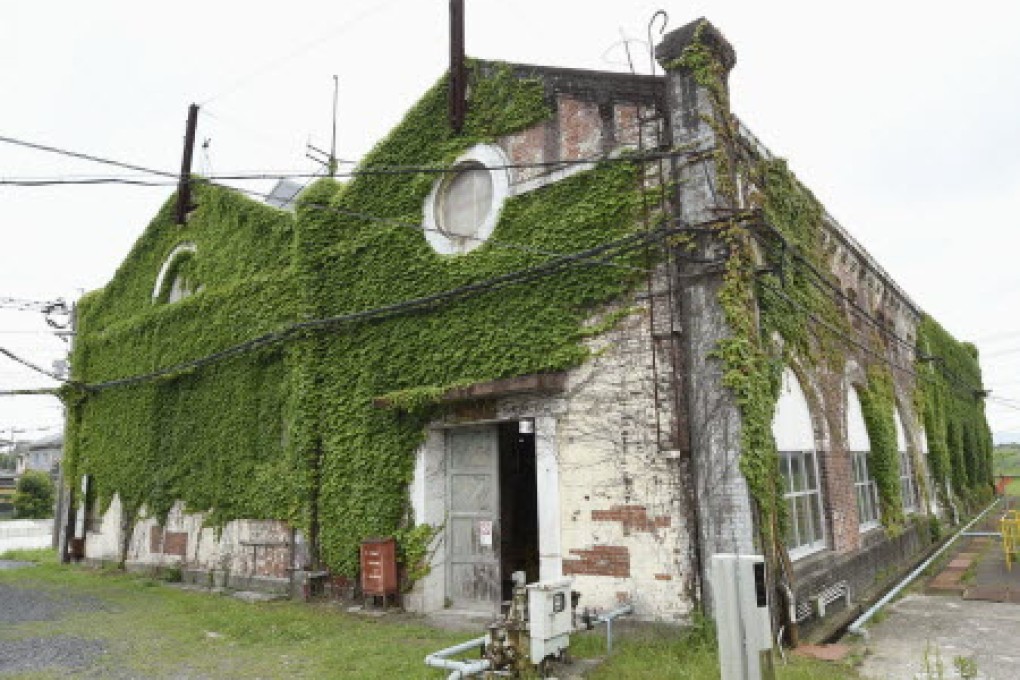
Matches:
[176,104,200,225]
[449,0,466,133]
[59,302,77,563]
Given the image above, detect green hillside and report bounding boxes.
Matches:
[993,444,1020,476]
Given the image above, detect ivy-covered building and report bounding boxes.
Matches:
[67,18,993,636]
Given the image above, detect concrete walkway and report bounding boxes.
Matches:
[858,594,1020,679]
[858,500,1020,679]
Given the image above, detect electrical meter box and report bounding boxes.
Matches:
[527,579,573,664]
[710,554,772,680]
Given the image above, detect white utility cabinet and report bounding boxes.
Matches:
[527,578,573,664]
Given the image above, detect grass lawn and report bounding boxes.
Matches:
[0,549,859,679]
[1005,478,1020,497]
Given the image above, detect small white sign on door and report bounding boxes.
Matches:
[479,520,493,547]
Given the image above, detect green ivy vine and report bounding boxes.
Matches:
[916,316,993,508]
[673,21,990,546]
[856,367,904,528]
[68,61,648,580]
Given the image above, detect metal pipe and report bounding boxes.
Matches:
[599,603,634,653]
[847,498,1000,639]
[445,659,491,680]
[575,603,634,653]
[424,636,491,679]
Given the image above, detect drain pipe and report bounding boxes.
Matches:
[846,498,1000,640]
[424,635,491,679]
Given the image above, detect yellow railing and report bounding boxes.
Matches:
[1002,510,1020,571]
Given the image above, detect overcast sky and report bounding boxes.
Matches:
[2,0,1019,443]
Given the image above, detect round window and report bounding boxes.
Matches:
[423,144,510,255]
[436,162,494,243]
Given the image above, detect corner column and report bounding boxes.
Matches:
[656,19,756,611]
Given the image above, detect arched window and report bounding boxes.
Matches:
[895,410,918,513]
[847,387,880,530]
[152,243,198,303]
[772,368,826,558]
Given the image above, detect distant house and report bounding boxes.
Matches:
[66,16,993,642]
[15,433,63,480]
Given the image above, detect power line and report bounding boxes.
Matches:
[751,216,989,398]
[0,347,68,384]
[758,278,986,405]
[0,134,176,179]
[0,178,170,187]
[0,148,684,186]
[84,223,691,392]
[190,174,666,275]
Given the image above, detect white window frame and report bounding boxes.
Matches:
[895,411,919,514]
[852,449,881,531]
[423,144,511,255]
[899,448,918,513]
[152,242,198,303]
[779,449,827,559]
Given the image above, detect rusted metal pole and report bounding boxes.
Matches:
[449,0,466,133]
[176,103,199,225]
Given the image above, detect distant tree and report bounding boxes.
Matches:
[0,452,16,470]
[13,470,54,519]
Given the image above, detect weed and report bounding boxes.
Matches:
[953,655,978,679]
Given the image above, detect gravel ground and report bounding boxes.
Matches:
[0,636,107,676]
[0,581,110,676]
[0,582,106,623]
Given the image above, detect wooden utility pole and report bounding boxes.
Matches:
[449,0,466,133]
[176,104,199,225]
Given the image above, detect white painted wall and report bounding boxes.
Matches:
[773,369,815,450]
[846,387,870,451]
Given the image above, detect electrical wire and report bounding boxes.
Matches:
[751,217,989,398]
[0,347,68,384]
[197,177,659,275]
[84,223,692,392]
[0,147,683,186]
[758,278,986,405]
[0,134,176,179]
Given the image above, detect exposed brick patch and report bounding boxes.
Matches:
[614,104,639,146]
[654,573,672,581]
[163,531,188,557]
[591,505,670,534]
[503,125,547,184]
[558,96,602,161]
[563,545,630,578]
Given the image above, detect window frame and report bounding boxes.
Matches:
[779,448,827,560]
[897,413,919,514]
[851,449,881,531]
[423,144,511,255]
